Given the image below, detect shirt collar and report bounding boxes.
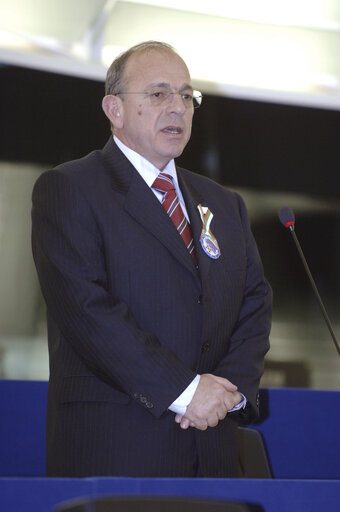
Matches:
[113,135,178,188]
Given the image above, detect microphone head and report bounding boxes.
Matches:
[278,206,295,229]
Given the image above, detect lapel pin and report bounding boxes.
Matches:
[197,204,221,259]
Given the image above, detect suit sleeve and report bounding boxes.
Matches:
[213,193,272,422]
[31,170,196,418]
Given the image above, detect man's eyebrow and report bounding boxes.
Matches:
[180,83,194,92]
[147,82,193,92]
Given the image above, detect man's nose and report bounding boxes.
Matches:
[167,92,186,114]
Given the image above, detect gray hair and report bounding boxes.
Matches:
[104,41,177,96]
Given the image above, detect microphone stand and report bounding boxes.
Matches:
[287,224,340,357]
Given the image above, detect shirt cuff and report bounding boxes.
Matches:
[229,393,247,412]
[168,375,200,415]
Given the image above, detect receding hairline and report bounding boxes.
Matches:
[123,47,189,78]
[104,41,188,96]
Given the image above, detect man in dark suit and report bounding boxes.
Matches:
[31,41,272,478]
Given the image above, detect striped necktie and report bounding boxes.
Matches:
[152,173,197,265]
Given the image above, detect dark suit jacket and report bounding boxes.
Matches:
[31,137,272,478]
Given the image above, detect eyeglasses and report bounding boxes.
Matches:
[116,87,203,109]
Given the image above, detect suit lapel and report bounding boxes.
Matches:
[177,170,212,285]
[102,138,198,278]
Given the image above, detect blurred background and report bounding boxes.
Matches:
[0,0,339,389]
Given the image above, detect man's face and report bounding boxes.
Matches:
[114,50,194,170]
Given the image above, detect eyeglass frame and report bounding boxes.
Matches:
[115,87,203,109]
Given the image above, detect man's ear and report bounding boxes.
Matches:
[102,95,123,128]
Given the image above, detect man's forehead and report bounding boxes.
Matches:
[129,48,178,63]
[125,49,190,82]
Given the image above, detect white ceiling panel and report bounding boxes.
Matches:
[0,0,108,41]
[0,0,339,110]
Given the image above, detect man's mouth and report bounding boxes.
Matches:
[161,126,183,134]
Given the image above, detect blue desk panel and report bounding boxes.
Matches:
[252,388,340,479]
[1,380,339,479]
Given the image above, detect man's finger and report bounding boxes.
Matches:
[179,417,190,429]
[214,376,238,392]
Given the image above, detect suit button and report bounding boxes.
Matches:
[133,393,141,399]
[197,295,202,304]
[201,342,210,352]
[146,401,154,408]
[140,396,147,403]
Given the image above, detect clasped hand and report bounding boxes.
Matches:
[174,373,242,431]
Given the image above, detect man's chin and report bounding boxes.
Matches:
[163,145,186,161]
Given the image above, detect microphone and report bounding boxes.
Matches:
[278,206,340,357]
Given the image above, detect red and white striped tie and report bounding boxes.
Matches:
[152,173,197,265]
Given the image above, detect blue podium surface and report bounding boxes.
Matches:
[0,477,339,512]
